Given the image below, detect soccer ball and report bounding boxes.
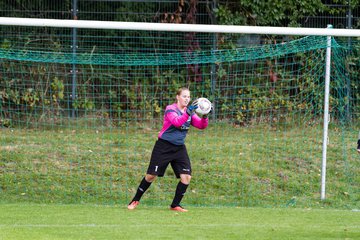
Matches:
[196,97,212,115]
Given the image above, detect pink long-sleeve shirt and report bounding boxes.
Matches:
[158,103,208,145]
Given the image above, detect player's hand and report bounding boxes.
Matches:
[186,100,198,115]
[357,140,360,154]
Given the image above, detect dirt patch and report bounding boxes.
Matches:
[0,145,18,151]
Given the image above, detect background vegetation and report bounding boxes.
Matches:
[1,1,359,127]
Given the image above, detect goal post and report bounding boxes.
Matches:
[0,17,358,207]
[1,17,360,36]
[0,17,360,37]
[321,25,332,201]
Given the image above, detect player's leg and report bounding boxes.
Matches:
[128,174,157,210]
[128,139,171,210]
[135,174,157,200]
[170,145,191,212]
[170,174,190,212]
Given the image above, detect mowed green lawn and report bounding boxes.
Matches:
[0,204,358,240]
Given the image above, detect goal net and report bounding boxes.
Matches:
[0,19,359,208]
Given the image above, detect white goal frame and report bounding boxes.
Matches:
[0,17,359,37]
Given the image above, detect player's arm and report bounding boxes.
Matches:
[191,114,208,129]
[166,110,190,128]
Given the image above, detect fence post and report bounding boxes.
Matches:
[346,2,353,121]
[71,0,78,118]
[210,0,217,119]
[347,1,353,49]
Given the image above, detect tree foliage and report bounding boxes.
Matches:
[215,0,360,27]
[215,0,323,27]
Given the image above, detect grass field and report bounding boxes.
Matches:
[0,123,359,239]
[1,123,359,208]
[0,204,359,240]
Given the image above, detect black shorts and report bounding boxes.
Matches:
[146,138,191,178]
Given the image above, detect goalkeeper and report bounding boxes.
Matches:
[127,87,209,212]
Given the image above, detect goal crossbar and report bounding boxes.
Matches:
[1,17,359,37]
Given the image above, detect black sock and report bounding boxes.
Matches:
[131,177,152,202]
[171,181,189,208]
